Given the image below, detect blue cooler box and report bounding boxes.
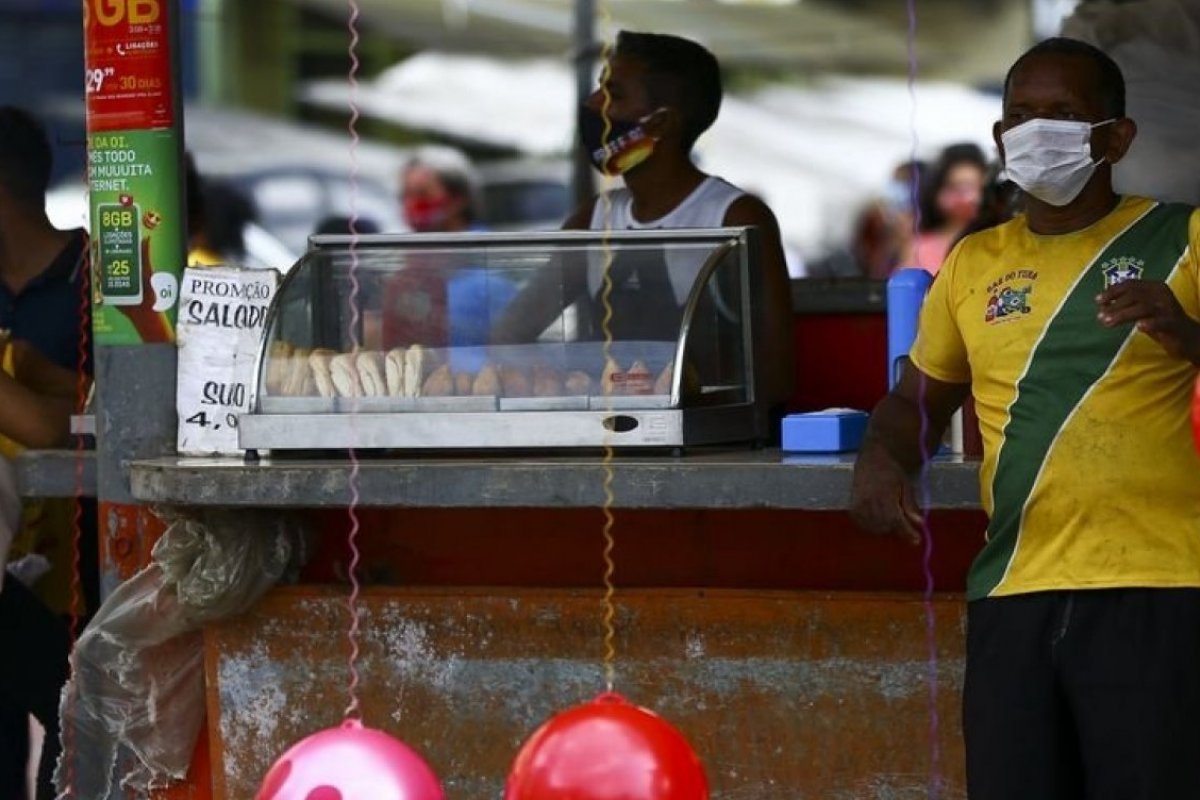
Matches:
[781,409,869,453]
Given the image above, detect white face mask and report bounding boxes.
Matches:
[1000,117,1115,207]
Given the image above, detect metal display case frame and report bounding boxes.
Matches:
[239,228,768,451]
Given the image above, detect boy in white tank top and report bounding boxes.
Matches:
[492,31,795,418]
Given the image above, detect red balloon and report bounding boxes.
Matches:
[256,719,444,800]
[1193,374,1200,455]
[505,692,709,800]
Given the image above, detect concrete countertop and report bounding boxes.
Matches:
[14,450,96,499]
[127,450,981,510]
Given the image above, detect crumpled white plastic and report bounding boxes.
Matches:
[54,507,311,799]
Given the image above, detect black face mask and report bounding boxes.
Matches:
[578,104,659,176]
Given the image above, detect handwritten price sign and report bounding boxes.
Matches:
[176,267,279,455]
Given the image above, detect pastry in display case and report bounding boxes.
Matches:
[240,228,768,450]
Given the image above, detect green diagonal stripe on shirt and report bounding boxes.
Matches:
[969,202,1194,600]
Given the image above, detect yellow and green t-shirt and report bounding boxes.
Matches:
[912,196,1200,600]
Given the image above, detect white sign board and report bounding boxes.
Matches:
[176,266,278,455]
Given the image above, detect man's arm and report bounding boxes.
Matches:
[489,198,596,344]
[849,361,970,543]
[0,341,83,449]
[0,374,73,450]
[11,341,80,399]
[723,194,795,408]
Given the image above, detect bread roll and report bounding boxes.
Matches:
[473,363,500,396]
[600,358,622,396]
[564,370,591,396]
[625,359,653,396]
[330,353,362,397]
[422,364,455,397]
[356,351,386,396]
[403,345,426,398]
[500,366,532,398]
[384,348,406,397]
[454,371,473,397]
[308,349,336,399]
[266,341,294,394]
[282,347,311,396]
[531,364,564,397]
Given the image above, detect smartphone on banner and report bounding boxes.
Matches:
[96,202,143,306]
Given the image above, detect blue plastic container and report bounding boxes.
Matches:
[886,268,933,389]
[781,410,869,453]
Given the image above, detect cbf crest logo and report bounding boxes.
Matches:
[985,268,1037,324]
[1101,256,1145,289]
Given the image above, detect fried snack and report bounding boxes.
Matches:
[531,364,564,397]
[600,358,623,396]
[384,347,406,397]
[500,366,531,398]
[422,363,455,397]
[403,344,427,399]
[280,347,309,396]
[329,353,362,397]
[564,370,592,396]
[472,362,500,396]
[624,359,653,395]
[653,360,674,396]
[265,340,294,394]
[356,351,387,397]
[299,354,318,396]
[308,348,336,399]
[454,371,473,396]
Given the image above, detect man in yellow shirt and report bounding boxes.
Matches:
[851,38,1200,797]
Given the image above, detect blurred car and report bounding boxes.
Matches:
[477,158,572,231]
[219,165,403,256]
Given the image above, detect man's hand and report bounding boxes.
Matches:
[850,449,924,545]
[848,362,969,545]
[1097,279,1200,364]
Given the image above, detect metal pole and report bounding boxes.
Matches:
[79,0,193,795]
[571,0,596,211]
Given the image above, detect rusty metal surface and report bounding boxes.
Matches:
[129,452,982,509]
[205,587,967,800]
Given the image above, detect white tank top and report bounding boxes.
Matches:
[586,176,745,304]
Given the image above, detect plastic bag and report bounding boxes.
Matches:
[55,508,311,798]
[1063,0,1200,205]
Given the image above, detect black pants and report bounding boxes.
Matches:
[0,579,70,800]
[964,589,1200,800]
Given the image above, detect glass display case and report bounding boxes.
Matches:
[239,228,768,450]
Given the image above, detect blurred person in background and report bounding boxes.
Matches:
[382,148,516,366]
[953,161,1022,247]
[184,152,257,267]
[860,159,928,279]
[807,159,927,280]
[399,147,485,235]
[0,105,90,800]
[0,331,80,800]
[907,143,987,274]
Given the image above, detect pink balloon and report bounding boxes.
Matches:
[256,719,444,800]
[505,692,709,800]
